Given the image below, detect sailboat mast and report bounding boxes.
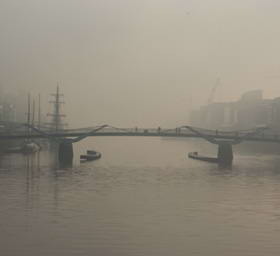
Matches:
[46,85,66,131]
[38,94,41,130]
[27,93,31,137]
[27,93,31,126]
[32,98,35,126]
[55,85,59,131]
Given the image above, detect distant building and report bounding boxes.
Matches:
[0,103,16,122]
[0,105,3,121]
[190,90,280,132]
[0,90,26,123]
[235,90,265,130]
[271,97,280,132]
[240,90,263,102]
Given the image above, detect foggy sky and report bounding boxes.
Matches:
[1,0,280,127]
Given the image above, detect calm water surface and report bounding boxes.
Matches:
[1,137,280,256]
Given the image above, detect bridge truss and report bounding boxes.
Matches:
[0,124,279,143]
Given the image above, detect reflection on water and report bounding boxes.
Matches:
[1,138,280,256]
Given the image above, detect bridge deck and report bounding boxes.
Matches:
[0,127,279,143]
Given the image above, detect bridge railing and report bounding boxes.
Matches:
[70,126,279,139]
[2,124,280,142]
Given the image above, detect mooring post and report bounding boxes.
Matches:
[58,140,74,164]
[217,142,233,166]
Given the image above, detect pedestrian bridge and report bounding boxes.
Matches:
[0,124,279,143]
[0,124,278,166]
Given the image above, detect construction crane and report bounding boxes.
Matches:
[207,78,220,105]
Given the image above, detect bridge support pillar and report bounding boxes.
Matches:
[217,142,233,166]
[58,140,73,165]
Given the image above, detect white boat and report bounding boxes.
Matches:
[6,142,40,154]
[21,142,40,154]
[80,150,102,161]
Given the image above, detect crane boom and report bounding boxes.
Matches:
[207,78,220,104]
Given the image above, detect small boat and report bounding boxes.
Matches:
[87,150,98,155]
[21,142,40,154]
[80,150,101,161]
[5,142,40,154]
[188,152,219,163]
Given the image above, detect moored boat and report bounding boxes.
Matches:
[188,152,219,163]
[87,150,98,155]
[21,142,40,154]
[80,150,102,161]
[5,142,40,154]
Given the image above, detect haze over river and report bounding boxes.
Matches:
[1,137,280,256]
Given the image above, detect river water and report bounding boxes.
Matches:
[1,137,280,256]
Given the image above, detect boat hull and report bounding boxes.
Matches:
[188,152,219,163]
[80,152,101,161]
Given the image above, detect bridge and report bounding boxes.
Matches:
[0,124,278,166]
[0,125,278,142]
[2,87,277,166]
